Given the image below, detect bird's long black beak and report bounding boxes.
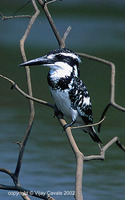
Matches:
[18,56,52,67]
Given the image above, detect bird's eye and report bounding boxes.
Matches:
[55,54,63,60]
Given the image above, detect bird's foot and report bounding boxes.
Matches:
[63,120,76,132]
[63,123,70,131]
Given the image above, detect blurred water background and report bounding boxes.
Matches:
[0,0,125,199]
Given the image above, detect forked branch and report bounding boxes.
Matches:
[37,0,71,48]
[84,137,125,161]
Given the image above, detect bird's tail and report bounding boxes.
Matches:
[88,126,102,144]
[74,122,102,144]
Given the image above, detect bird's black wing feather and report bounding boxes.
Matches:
[69,77,93,125]
[69,77,103,144]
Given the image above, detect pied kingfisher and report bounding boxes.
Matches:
[19,48,102,144]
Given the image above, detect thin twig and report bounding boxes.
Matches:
[0,184,55,200]
[62,26,72,44]
[71,116,106,130]
[0,74,54,109]
[0,12,31,20]
[13,0,31,16]
[46,0,61,5]
[37,0,71,49]
[37,0,64,48]
[98,104,110,132]
[0,168,14,180]
[84,137,125,161]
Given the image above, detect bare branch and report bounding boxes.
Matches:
[46,0,62,5]
[62,26,72,44]
[37,0,64,48]
[0,168,13,179]
[37,0,71,48]
[0,184,55,200]
[98,103,110,132]
[71,116,106,130]
[56,113,83,200]
[15,0,40,181]
[0,12,31,20]
[0,74,54,109]
[84,137,125,161]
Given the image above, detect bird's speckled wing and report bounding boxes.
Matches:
[69,77,93,124]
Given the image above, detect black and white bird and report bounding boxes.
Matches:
[19,48,102,144]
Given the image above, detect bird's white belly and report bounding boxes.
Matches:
[50,88,78,121]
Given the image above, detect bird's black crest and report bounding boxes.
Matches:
[47,48,74,55]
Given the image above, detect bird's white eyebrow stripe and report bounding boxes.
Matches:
[58,53,81,62]
[48,52,81,62]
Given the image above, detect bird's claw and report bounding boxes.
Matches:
[62,124,70,132]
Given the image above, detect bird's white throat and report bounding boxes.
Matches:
[49,62,72,80]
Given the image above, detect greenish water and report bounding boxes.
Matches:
[0,1,125,200]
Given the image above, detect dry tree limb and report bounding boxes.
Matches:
[0,12,31,20]
[84,136,125,161]
[37,0,64,48]
[37,0,71,48]
[15,0,40,181]
[0,0,31,20]
[13,2,40,199]
[0,183,55,200]
[0,74,54,109]
[0,1,40,200]
[56,113,84,200]
[46,0,62,5]
[77,52,125,131]
[71,116,106,130]
[62,26,72,44]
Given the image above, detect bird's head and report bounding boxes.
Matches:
[19,48,81,77]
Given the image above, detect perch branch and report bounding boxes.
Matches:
[56,113,83,200]
[71,116,106,130]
